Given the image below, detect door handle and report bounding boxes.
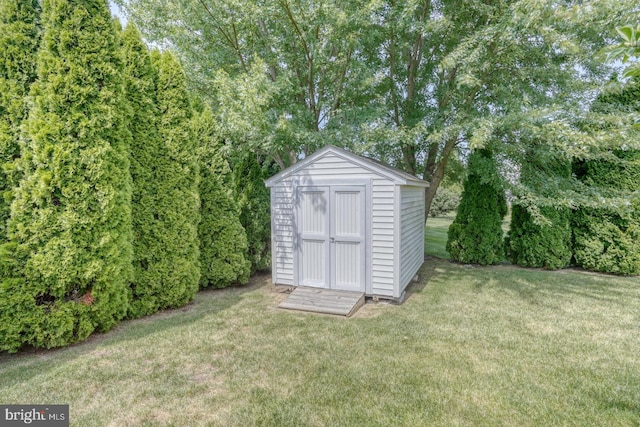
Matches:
[329,237,335,243]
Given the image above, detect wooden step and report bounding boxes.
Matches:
[279,287,365,317]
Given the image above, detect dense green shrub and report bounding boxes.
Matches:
[0,0,40,242]
[120,23,165,318]
[572,81,640,275]
[508,153,572,270]
[572,149,640,275]
[196,108,250,288]
[446,149,507,265]
[429,185,461,217]
[233,153,271,273]
[508,205,573,270]
[0,0,132,351]
[138,50,200,310]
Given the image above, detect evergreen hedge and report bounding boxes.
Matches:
[0,0,40,241]
[120,24,165,318]
[0,0,132,351]
[233,153,271,273]
[446,149,507,265]
[572,81,640,275]
[508,152,572,270]
[141,50,200,310]
[196,108,250,288]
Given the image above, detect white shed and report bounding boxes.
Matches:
[265,145,428,301]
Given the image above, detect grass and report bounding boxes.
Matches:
[424,214,455,258]
[1,222,639,426]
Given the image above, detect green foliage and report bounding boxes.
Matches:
[508,206,573,270]
[120,23,164,318]
[572,202,640,275]
[195,108,250,288]
[0,0,41,242]
[601,24,640,78]
[232,153,271,273]
[1,0,132,351]
[117,0,632,220]
[429,185,461,218]
[131,49,200,312]
[508,153,573,270]
[446,149,507,265]
[572,80,640,275]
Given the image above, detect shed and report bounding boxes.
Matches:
[265,145,429,301]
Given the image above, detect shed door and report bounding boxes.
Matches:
[297,185,366,292]
[298,187,330,288]
[331,187,366,292]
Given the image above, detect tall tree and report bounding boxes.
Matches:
[117,0,369,168]
[571,80,640,275]
[116,0,629,219]
[508,145,573,270]
[232,152,272,273]
[144,50,200,310]
[120,23,166,317]
[0,0,132,351]
[446,149,507,265]
[195,107,251,288]
[0,0,41,242]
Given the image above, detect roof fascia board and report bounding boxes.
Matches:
[265,145,428,187]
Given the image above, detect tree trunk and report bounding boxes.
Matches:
[423,141,439,181]
[424,136,457,222]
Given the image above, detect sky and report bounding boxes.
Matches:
[109,1,128,26]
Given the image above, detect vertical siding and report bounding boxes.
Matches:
[301,190,326,234]
[301,240,326,284]
[334,191,361,236]
[335,242,360,285]
[399,186,425,293]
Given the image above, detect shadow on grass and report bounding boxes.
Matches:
[409,255,639,308]
[0,272,272,377]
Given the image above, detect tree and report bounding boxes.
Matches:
[195,107,250,288]
[116,0,369,169]
[508,147,572,270]
[1,0,132,351]
[0,0,41,242]
[116,0,630,220]
[138,49,200,311]
[232,152,272,273]
[120,23,165,317]
[571,79,640,275]
[446,149,507,265]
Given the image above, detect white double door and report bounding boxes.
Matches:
[296,185,366,292]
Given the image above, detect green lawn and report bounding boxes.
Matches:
[425,215,455,258]
[1,228,639,426]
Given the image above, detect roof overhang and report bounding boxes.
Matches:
[265,145,429,188]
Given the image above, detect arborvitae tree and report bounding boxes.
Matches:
[232,152,271,273]
[138,50,200,310]
[508,150,572,270]
[0,0,132,351]
[572,81,640,275]
[195,107,250,288]
[446,149,507,265]
[0,0,41,242]
[120,23,164,318]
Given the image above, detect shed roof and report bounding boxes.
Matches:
[265,145,429,188]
